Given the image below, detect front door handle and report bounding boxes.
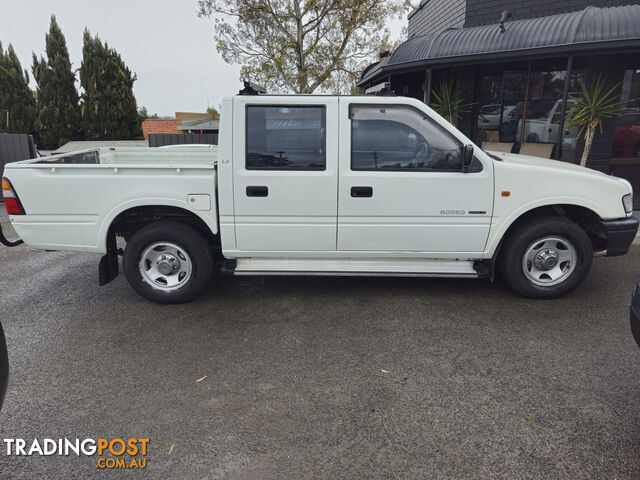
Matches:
[351,186,373,198]
[246,186,268,197]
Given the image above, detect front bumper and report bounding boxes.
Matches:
[602,217,639,256]
[631,277,640,349]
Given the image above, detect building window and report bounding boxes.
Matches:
[246,106,326,170]
[350,104,463,171]
[469,59,586,161]
[611,68,640,209]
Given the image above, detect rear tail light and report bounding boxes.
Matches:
[2,178,25,215]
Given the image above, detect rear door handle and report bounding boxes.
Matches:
[351,186,373,198]
[246,186,268,197]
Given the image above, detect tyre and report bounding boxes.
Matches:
[123,221,213,304]
[498,216,593,298]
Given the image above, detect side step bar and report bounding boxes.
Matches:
[228,258,479,278]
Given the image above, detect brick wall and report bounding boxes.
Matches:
[408,0,466,37]
[141,119,179,140]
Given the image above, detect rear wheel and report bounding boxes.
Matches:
[123,222,213,303]
[499,217,593,298]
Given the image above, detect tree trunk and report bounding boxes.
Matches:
[579,124,595,167]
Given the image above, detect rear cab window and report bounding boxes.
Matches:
[246,106,326,170]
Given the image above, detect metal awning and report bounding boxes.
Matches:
[177,117,220,131]
[358,5,640,86]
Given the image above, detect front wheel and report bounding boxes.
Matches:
[499,217,593,298]
[123,222,213,304]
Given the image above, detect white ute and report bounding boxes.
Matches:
[1,93,638,303]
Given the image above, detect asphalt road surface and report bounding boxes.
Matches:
[1,213,640,479]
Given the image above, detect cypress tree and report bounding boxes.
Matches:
[32,16,81,149]
[0,42,37,134]
[80,30,141,140]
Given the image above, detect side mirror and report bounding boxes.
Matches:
[462,144,474,171]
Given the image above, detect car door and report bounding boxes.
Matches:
[337,99,493,255]
[232,96,339,252]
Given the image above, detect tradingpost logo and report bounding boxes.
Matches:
[3,438,149,469]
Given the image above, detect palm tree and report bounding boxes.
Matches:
[565,75,627,167]
[429,81,473,125]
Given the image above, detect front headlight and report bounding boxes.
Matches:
[623,193,633,214]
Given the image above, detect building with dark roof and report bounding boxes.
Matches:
[141,112,220,140]
[407,0,632,37]
[359,3,640,207]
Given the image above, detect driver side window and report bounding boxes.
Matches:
[350,104,463,171]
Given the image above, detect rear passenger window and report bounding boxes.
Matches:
[350,104,463,171]
[246,106,326,170]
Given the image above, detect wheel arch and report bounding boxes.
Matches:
[100,202,219,252]
[487,203,606,258]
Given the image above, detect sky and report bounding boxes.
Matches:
[0,0,408,117]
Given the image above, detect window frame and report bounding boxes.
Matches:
[245,104,327,171]
[348,103,468,173]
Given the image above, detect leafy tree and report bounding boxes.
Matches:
[206,105,219,116]
[0,43,37,134]
[80,30,141,140]
[197,0,409,94]
[32,15,81,149]
[430,81,474,125]
[138,106,159,123]
[565,75,628,167]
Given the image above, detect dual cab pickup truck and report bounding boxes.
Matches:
[1,94,638,303]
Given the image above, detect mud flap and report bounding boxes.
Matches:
[99,227,119,286]
[0,222,23,247]
[473,260,493,281]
